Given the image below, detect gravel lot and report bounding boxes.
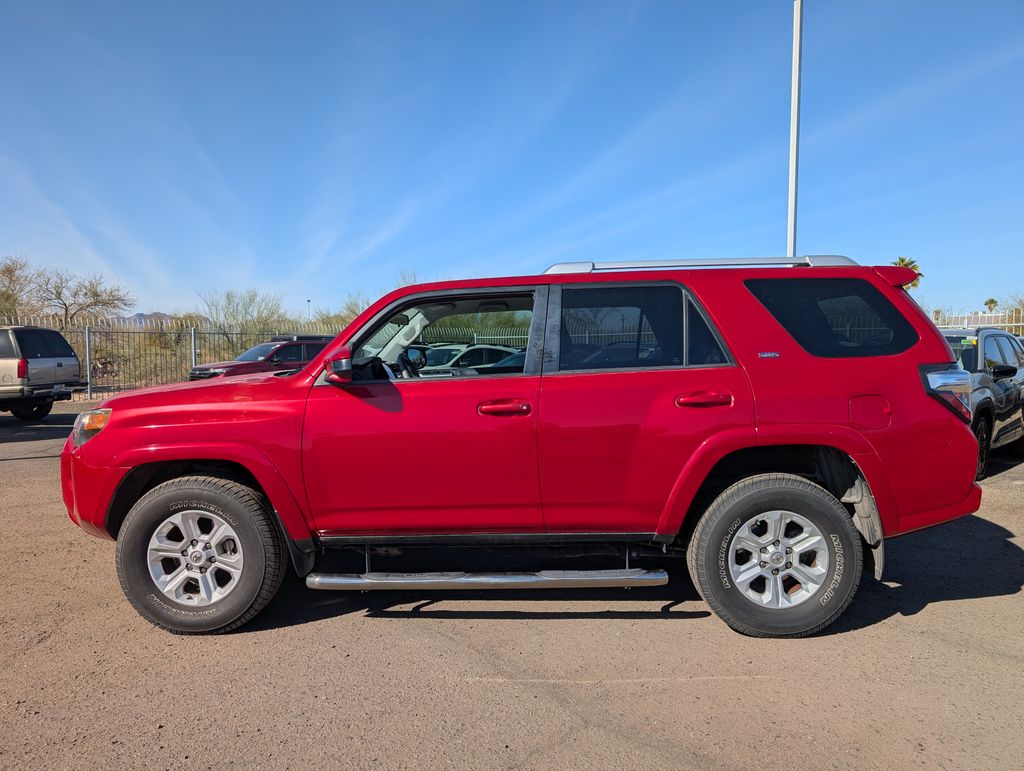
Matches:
[2,402,1022,768]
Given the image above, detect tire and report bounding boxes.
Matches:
[686,473,863,638]
[11,402,52,421]
[973,417,991,480]
[115,475,288,634]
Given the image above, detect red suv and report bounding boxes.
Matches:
[187,336,332,380]
[61,256,981,637]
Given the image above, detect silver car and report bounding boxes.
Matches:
[0,326,84,421]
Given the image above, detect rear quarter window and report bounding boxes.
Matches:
[42,331,76,357]
[13,329,51,358]
[0,330,15,358]
[745,278,919,358]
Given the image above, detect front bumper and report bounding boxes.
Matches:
[61,437,129,540]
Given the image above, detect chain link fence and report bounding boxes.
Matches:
[5,308,1024,401]
[2,315,340,400]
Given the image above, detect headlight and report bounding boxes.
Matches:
[73,408,111,446]
[206,368,228,375]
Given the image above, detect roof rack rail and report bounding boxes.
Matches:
[543,255,858,274]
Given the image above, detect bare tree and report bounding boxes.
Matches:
[312,290,372,331]
[0,256,45,318]
[36,269,134,328]
[196,288,291,331]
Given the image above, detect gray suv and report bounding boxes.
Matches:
[941,327,1024,478]
[0,326,84,421]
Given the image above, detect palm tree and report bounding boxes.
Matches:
[892,256,923,288]
[984,298,998,312]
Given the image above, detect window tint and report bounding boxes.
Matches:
[746,278,918,358]
[274,344,304,362]
[687,300,727,366]
[304,342,327,359]
[0,330,15,358]
[560,286,683,371]
[42,331,75,357]
[995,337,1019,369]
[455,348,487,367]
[1007,337,1024,368]
[13,329,51,358]
[983,337,1007,369]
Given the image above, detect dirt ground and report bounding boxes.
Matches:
[1,402,1022,769]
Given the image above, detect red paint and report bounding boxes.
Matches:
[62,263,981,552]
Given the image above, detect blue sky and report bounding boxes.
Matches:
[1,0,1022,315]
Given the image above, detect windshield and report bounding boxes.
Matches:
[943,335,979,371]
[236,343,277,362]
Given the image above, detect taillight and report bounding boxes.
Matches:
[17,358,28,379]
[921,364,972,423]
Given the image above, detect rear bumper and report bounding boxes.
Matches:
[888,483,983,537]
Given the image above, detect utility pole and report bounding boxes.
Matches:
[787,0,804,258]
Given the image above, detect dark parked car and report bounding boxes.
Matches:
[941,327,1024,477]
[188,336,332,380]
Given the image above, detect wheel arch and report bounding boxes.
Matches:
[658,441,887,580]
[105,454,315,576]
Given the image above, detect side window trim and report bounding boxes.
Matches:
[542,281,734,376]
[338,285,548,383]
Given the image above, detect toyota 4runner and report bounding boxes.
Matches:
[61,256,981,637]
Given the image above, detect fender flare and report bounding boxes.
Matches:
[112,443,315,544]
[655,425,894,579]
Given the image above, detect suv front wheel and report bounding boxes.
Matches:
[687,473,863,638]
[115,476,287,634]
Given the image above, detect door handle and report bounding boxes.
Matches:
[478,399,532,417]
[675,391,733,408]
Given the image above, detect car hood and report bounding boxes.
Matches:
[97,370,287,409]
[191,360,239,370]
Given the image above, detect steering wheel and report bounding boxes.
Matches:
[395,351,421,379]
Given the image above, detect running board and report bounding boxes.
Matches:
[305,568,669,591]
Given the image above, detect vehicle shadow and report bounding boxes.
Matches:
[984,446,1024,479]
[0,412,76,445]
[251,513,1022,635]
[826,513,1023,635]
[247,560,711,632]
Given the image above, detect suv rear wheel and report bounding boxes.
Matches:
[973,417,991,479]
[115,476,287,634]
[687,473,863,638]
[11,403,52,421]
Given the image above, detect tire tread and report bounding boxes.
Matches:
[686,473,863,638]
[115,475,288,635]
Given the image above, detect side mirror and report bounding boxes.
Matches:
[992,363,1018,380]
[324,348,354,385]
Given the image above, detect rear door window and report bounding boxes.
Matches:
[745,278,918,358]
[304,342,327,359]
[559,285,685,371]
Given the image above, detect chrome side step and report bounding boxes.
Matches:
[306,568,669,591]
